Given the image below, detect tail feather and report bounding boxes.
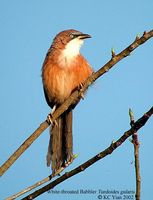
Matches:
[63,110,73,162]
[46,109,73,174]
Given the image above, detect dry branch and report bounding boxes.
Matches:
[5,156,77,200]
[0,30,153,177]
[22,106,153,199]
[129,109,141,200]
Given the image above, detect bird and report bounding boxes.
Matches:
[42,29,93,175]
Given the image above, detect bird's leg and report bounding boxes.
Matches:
[47,113,52,125]
[51,105,57,114]
[47,105,58,126]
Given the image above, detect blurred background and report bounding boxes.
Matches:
[0,0,153,199]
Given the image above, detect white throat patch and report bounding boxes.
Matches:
[58,38,84,67]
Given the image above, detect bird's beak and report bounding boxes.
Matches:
[78,33,91,39]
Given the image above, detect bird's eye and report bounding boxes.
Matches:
[69,33,74,39]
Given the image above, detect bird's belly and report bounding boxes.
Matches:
[45,67,75,105]
[42,57,93,106]
[54,70,73,103]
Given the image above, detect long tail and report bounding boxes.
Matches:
[46,109,73,174]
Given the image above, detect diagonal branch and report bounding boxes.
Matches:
[5,156,77,200]
[22,106,153,199]
[0,30,153,177]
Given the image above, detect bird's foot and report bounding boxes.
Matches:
[47,113,53,125]
[47,105,58,125]
[78,83,85,99]
[47,113,58,126]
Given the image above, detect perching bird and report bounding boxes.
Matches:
[42,29,93,174]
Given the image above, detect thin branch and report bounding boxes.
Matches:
[0,122,49,177]
[129,109,141,200]
[5,156,77,200]
[22,107,153,200]
[5,175,52,200]
[0,30,153,177]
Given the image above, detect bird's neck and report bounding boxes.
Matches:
[57,38,84,68]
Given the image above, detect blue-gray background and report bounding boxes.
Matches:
[0,1,153,199]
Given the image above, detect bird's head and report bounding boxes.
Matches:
[51,29,91,61]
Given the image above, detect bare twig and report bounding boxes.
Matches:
[0,30,153,177]
[129,109,141,200]
[5,175,52,200]
[22,107,153,200]
[5,156,77,200]
[0,122,49,177]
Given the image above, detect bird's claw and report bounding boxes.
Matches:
[47,114,58,126]
[78,83,85,100]
[78,82,83,89]
[47,114,53,125]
